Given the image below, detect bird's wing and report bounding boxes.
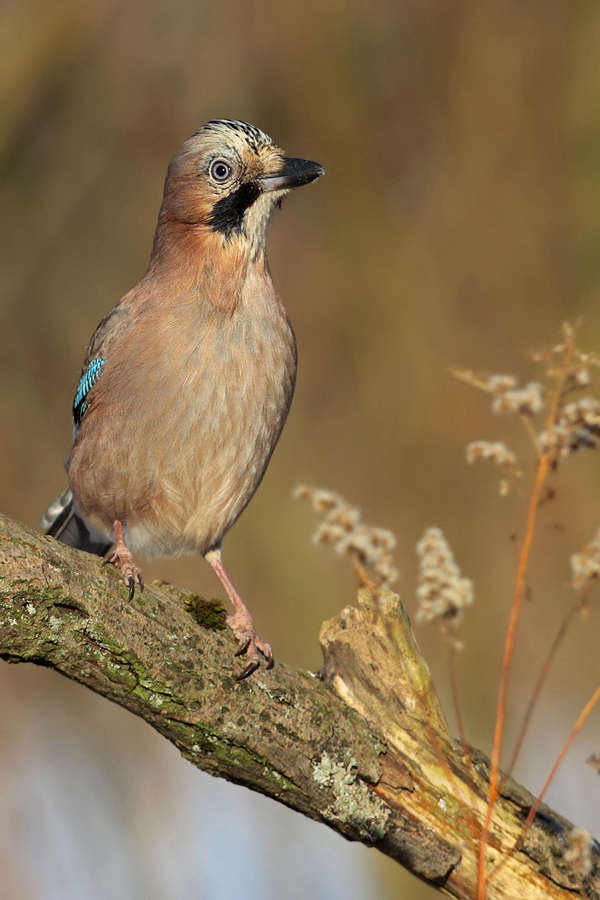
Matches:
[73,301,133,430]
[41,301,136,550]
[83,300,132,367]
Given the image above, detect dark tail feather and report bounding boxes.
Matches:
[41,488,113,557]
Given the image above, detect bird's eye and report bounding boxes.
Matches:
[209,159,233,182]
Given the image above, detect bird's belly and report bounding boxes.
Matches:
[138,397,281,555]
[69,343,294,558]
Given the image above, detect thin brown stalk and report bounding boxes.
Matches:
[350,552,373,588]
[477,342,571,899]
[501,598,584,786]
[519,683,600,838]
[476,452,550,898]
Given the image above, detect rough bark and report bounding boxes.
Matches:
[0,512,598,898]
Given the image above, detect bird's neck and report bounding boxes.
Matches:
[145,218,268,313]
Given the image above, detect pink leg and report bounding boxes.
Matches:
[205,548,273,679]
[103,520,144,600]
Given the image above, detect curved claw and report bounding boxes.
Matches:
[228,629,274,677]
[256,644,274,669]
[234,635,252,657]
[237,659,261,681]
[103,537,144,601]
[229,630,274,677]
[126,571,143,600]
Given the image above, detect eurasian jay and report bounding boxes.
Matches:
[41,119,324,678]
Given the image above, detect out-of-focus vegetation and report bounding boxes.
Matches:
[1,1,600,898]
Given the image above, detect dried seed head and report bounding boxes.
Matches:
[296,486,399,586]
[454,370,546,416]
[416,528,474,626]
[571,528,600,590]
[541,397,600,459]
[458,328,599,467]
[487,374,518,393]
[491,381,545,416]
[466,441,517,467]
[573,367,592,387]
[312,522,347,547]
[465,441,521,496]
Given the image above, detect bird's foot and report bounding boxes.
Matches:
[205,548,273,679]
[227,608,274,680]
[104,546,144,600]
[103,520,144,600]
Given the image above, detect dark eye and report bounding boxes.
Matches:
[209,159,233,182]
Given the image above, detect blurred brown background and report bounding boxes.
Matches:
[1,0,600,897]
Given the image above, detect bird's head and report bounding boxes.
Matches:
[156,119,324,257]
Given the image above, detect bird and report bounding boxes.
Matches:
[41,118,324,679]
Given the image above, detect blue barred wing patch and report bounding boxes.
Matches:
[73,358,105,426]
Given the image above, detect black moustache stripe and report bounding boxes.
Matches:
[208,182,261,237]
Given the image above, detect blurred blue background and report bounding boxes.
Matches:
[1,0,600,897]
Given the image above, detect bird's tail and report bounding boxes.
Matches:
[41,488,113,557]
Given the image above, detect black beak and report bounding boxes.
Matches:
[258,157,325,193]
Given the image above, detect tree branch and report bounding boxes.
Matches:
[0,513,597,898]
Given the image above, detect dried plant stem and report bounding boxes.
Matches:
[477,341,572,899]
[476,451,551,899]
[350,552,374,588]
[501,599,585,785]
[520,683,600,837]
